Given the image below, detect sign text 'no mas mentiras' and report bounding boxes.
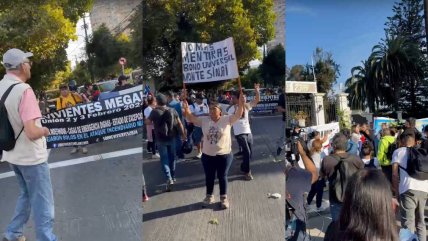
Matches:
[181,37,239,84]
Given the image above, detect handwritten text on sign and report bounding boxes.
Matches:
[181,37,239,83]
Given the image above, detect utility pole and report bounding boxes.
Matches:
[83,13,94,83]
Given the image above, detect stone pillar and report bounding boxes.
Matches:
[313,93,325,126]
[336,93,351,129]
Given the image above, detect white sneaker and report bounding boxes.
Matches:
[70,147,78,154]
[196,152,202,159]
[153,153,160,158]
[82,147,88,154]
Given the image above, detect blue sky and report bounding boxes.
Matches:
[286,0,397,92]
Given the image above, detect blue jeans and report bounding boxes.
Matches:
[201,153,233,195]
[330,202,342,222]
[277,121,286,149]
[235,133,253,173]
[158,140,176,181]
[175,135,184,159]
[5,162,57,241]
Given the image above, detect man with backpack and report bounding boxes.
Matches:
[56,85,87,155]
[320,133,364,221]
[148,94,186,191]
[166,91,185,162]
[392,133,428,241]
[377,128,396,183]
[0,48,57,241]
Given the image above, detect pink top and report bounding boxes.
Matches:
[19,88,42,122]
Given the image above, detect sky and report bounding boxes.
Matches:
[66,13,93,70]
[286,0,397,92]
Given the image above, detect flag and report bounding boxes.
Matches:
[144,84,151,95]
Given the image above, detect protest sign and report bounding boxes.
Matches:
[41,85,144,148]
[246,94,279,113]
[416,118,428,133]
[181,37,239,84]
[373,117,396,134]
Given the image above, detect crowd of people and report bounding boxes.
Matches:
[286,117,428,241]
[142,84,270,209]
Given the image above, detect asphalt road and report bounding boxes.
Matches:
[142,115,286,241]
[0,134,143,241]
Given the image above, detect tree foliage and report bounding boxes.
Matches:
[143,0,276,90]
[346,0,428,116]
[0,0,94,91]
[86,24,133,80]
[287,48,340,94]
[259,44,285,87]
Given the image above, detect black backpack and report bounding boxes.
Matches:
[329,155,361,203]
[0,83,24,151]
[386,140,398,161]
[156,107,175,140]
[400,147,428,180]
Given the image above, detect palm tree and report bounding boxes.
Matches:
[345,61,376,111]
[369,37,423,112]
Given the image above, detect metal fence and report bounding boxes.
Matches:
[324,98,338,124]
[286,95,315,127]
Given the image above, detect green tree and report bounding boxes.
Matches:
[241,68,262,89]
[86,24,132,79]
[0,1,94,91]
[345,60,379,111]
[143,0,276,90]
[370,37,424,112]
[128,2,143,67]
[287,65,306,82]
[259,44,285,87]
[312,48,340,94]
[69,61,91,86]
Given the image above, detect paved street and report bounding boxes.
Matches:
[0,135,143,241]
[142,115,286,241]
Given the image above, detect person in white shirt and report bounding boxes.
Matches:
[143,95,159,158]
[227,84,260,180]
[189,93,209,158]
[306,139,326,210]
[392,133,428,241]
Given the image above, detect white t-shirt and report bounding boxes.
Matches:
[144,106,153,120]
[391,147,428,195]
[227,104,252,135]
[190,102,209,116]
[362,157,380,168]
[197,116,232,156]
[297,151,325,171]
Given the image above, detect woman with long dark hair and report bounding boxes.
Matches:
[324,169,399,241]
